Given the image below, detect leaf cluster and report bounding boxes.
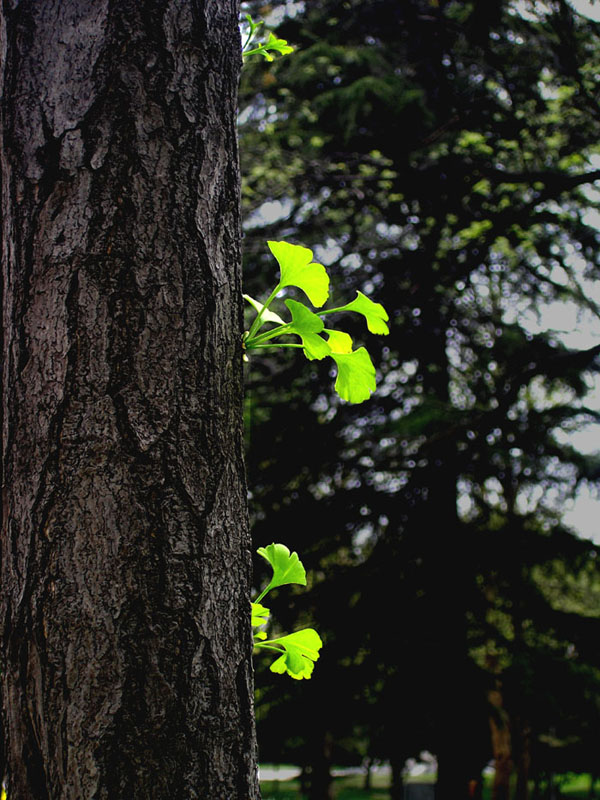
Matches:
[241,14,294,62]
[243,240,389,403]
[252,543,323,680]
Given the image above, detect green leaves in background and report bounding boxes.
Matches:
[244,240,389,403]
[253,544,322,680]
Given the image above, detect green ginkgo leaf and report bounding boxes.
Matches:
[325,329,353,354]
[331,291,390,334]
[268,241,330,307]
[251,602,270,628]
[242,22,295,62]
[265,629,323,680]
[285,299,331,360]
[243,294,285,325]
[264,31,294,57]
[331,347,376,403]
[257,543,307,596]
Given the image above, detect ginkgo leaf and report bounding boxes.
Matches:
[265,629,323,680]
[268,240,330,307]
[331,347,376,403]
[325,329,353,354]
[251,602,270,628]
[264,31,294,56]
[243,294,285,325]
[285,299,331,360]
[243,28,294,61]
[257,543,307,596]
[331,291,389,334]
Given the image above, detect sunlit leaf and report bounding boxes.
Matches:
[243,294,285,325]
[264,31,294,56]
[268,240,330,307]
[257,543,307,596]
[265,629,323,679]
[325,329,353,354]
[251,601,270,628]
[332,291,389,334]
[331,347,376,403]
[285,299,331,360]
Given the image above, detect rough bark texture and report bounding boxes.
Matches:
[1,1,260,797]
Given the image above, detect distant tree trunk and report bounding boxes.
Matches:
[390,754,405,800]
[362,757,373,791]
[307,730,333,800]
[514,716,531,800]
[489,684,512,800]
[1,2,259,798]
[417,299,472,800]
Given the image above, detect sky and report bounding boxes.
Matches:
[565,0,600,21]
[516,0,600,20]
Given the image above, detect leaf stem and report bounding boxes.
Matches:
[242,14,261,53]
[316,306,345,316]
[247,343,304,351]
[246,323,293,347]
[243,45,267,59]
[247,284,282,340]
[254,643,285,653]
[254,586,270,604]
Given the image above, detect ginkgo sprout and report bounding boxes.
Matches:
[252,543,323,680]
[241,14,294,61]
[243,241,390,403]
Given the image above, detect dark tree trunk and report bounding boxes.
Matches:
[514,716,531,800]
[307,730,333,800]
[390,754,405,800]
[362,756,373,791]
[1,2,259,798]
[489,684,512,800]
[417,298,472,800]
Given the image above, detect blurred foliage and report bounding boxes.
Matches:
[240,1,600,797]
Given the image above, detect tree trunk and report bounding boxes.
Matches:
[390,754,405,800]
[1,2,259,798]
[489,685,512,800]
[362,757,372,792]
[416,298,472,800]
[307,730,333,800]
[514,716,531,800]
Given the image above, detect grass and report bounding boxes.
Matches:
[260,769,599,799]
[260,772,390,800]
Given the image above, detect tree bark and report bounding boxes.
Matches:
[1,1,259,797]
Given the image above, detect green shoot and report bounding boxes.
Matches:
[241,14,294,61]
[252,544,322,680]
[244,241,390,403]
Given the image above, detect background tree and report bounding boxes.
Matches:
[240,1,600,797]
[1,2,259,797]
